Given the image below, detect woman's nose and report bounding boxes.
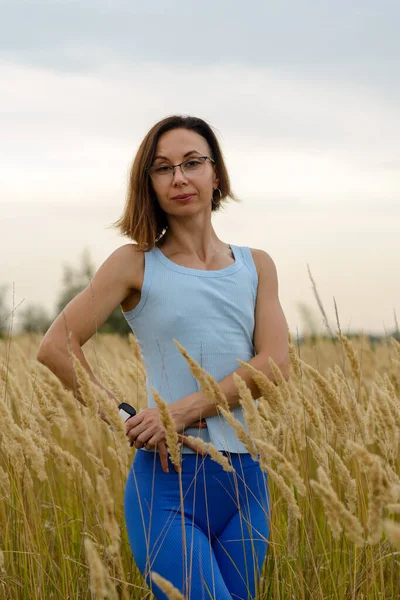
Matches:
[172,165,188,184]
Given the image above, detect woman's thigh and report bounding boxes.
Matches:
[211,465,270,600]
[124,450,270,599]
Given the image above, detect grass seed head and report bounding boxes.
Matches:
[383,519,400,549]
[184,436,235,472]
[84,537,118,600]
[152,389,182,472]
[151,572,185,600]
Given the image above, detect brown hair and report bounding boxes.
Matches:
[112,115,239,251]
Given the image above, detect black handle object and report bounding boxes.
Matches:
[118,402,137,422]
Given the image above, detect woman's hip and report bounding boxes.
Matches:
[124,449,269,516]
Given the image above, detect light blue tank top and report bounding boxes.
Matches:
[122,243,259,453]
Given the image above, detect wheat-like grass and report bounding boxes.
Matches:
[310,467,364,547]
[383,519,400,549]
[390,337,400,360]
[234,372,263,439]
[337,332,361,381]
[287,503,300,557]
[314,465,344,541]
[382,374,400,428]
[366,458,385,544]
[383,463,400,502]
[343,385,367,442]
[0,465,10,496]
[371,384,397,452]
[124,346,148,413]
[307,436,329,472]
[0,398,47,481]
[152,389,182,473]
[256,400,275,439]
[86,453,111,480]
[254,438,306,496]
[236,358,284,414]
[261,462,301,520]
[99,365,126,406]
[0,436,25,478]
[96,477,129,600]
[107,445,129,477]
[97,475,121,556]
[297,389,324,438]
[84,537,118,600]
[2,332,400,598]
[128,332,144,364]
[151,572,185,599]
[273,423,285,454]
[323,442,358,514]
[50,445,94,496]
[288,341,303,380]
[267,356,291,404]
[30,375,67,430]
[306,364,351,435]
[217,406,259,461]
[174,339,230,412]
[183,436,235,472]
[363,401,376,445]
[71,353,99,417]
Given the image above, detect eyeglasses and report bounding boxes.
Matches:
[147,156,215,182]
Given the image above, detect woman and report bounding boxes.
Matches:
[37,115,289,599]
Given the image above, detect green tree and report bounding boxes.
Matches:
[19,304,53,334]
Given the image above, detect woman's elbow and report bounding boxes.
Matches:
[37,338,52,364]
[37,334,62,364]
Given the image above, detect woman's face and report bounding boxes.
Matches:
[149,128,219,216]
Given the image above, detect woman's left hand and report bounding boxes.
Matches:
[125,407,171,449]
[125,407,207,451]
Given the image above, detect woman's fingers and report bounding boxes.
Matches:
[132,439,148,449]
[127,422,153,446]
[130,434,152,449]
[157,440,169,473]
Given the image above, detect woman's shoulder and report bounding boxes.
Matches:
[109,242,144,263]
[108,243,145,292]
[246,247,276,278]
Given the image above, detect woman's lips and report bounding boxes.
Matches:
[172,194,194,202]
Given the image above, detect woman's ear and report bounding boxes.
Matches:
[212,167,219,189]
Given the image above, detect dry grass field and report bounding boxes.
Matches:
[1,331,400,599]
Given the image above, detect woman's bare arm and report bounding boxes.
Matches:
[37,244,140,417]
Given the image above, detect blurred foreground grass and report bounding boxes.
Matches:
[1,332,400,599]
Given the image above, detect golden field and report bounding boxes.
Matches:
[1,332,400,599]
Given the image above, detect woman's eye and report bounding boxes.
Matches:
[155,165,171,173]
[185,160,201,168]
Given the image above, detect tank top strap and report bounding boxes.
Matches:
[235,246,259,302]
[122,248,156,321]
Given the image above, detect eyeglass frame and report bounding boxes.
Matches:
[146,155,216,181]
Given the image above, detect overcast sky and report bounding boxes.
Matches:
[1,0,399,336]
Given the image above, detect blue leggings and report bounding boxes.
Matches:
[124,449,270,600]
